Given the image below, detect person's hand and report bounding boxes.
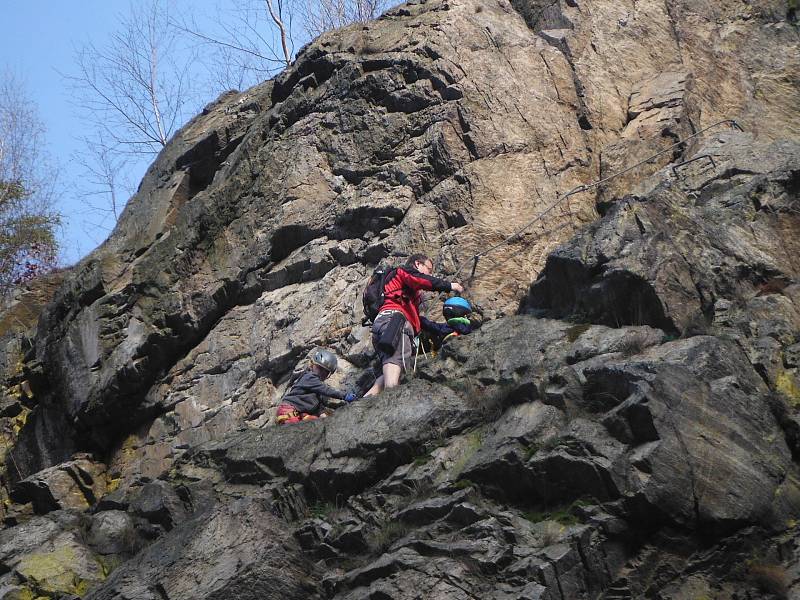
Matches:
[451,282,464,293]
[344,392,357,403]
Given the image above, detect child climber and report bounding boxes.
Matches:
[419,296,483,352]
[276,349,356,425]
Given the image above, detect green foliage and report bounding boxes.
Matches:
[748,562,789,599]
[523,498,591,527]
[0,179,59,292]
[307,501,336,519]
[0,73,61,295]
[565,323,591,342]
[367,520,411,554]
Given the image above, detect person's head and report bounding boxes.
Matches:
[310,364,330,379]
[310,348,337,380]
[443,296,472,320]
[406,253,434,275]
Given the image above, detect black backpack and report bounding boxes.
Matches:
[362,264,397,325]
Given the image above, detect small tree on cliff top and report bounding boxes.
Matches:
[0,73,60,295]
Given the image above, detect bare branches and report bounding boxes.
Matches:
[173,0,392,91]
[68,0,196,156]
[65,0,394,237]
[171,0,296,92]
[265,0,292,67]
[72,133,130,232]
[67,0,200,235]
[300,0,389,39]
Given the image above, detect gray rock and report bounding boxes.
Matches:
[184,379,484,499]
[1,0,799,598]
[786,343,800,368]
[86,497,318,600]
[526,138,800,336]
[128,481,189,531]
[0,511,106,598]
[10,456,107,514]
[87,511,140,556]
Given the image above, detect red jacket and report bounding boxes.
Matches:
[380,267,452,333]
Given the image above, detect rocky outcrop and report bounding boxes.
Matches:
[1,0,799,598]
[86,497,318,600]
[11,454,107,514]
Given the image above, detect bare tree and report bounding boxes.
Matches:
[172,0,296,92]
[0,73,60,293]
[174,0,392,92]
[68,0,394,236]
[72,133,131,236]
[68,0,201,236]
[69,0,196,156]
[300,0,389,38]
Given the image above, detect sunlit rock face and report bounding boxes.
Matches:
[1,0,799,598]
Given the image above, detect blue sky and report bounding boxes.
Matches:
[1,0,262,264]
[2,1,383,265]
[2,1,139,263]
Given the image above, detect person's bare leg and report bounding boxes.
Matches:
[364,375,385,397]
[383,363,402,389]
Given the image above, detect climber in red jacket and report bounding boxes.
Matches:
[364,254,463,396]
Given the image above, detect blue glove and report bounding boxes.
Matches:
[344,392,357,403]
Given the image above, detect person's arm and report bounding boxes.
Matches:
[304,374,346,400]
[421,316,453,336]
[398,268,454,294]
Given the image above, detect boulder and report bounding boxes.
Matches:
[86,497,318,600]
[0,511,107,598]
[185,379,485,499]
[526,137,800,336]
[87,511,140,556]
[1,0,799,598]
[10,456,107,514]
[128,481,189,532]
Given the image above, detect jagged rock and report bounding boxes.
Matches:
[393,488,471,525]
[10,456,107,514]
[0,511,107,598]
[787,343,800,368]
[127,481,190,532]
[28,0,604,461]
[599,71,697,203]
[86,497,318,600]
[183,379,484,498]
[1,0,799,597]
[566,325,664,364]
[528,137,800,336]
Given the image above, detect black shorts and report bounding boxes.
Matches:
[372,311,414,369]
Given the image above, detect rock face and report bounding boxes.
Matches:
[1,0,799,598]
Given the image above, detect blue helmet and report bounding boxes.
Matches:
[443,296,472,320]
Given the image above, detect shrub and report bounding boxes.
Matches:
[367,520,411,554]
[748,562,789,599]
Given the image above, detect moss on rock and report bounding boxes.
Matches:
[16,544,105,597]
[776,370,800,406]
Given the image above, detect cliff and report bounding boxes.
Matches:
[1,0,799,598]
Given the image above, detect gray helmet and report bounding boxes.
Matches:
[310,349,338,374]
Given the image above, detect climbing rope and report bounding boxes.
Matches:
[452,119,743,281]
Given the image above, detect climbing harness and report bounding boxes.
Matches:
[452,119,743,282]
[276,404,319,425]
